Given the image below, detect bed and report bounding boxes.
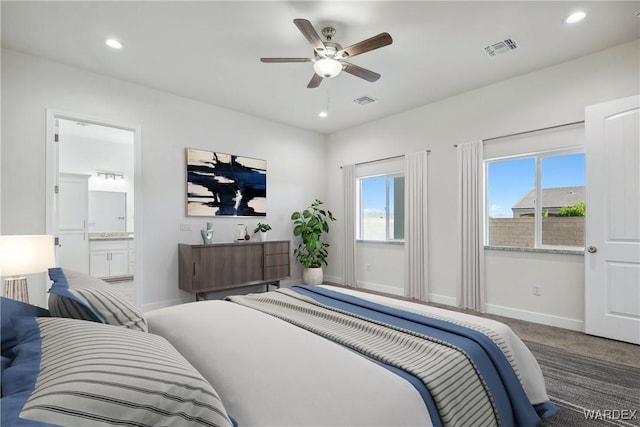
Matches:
[1,268,557,426]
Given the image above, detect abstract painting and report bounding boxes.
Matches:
[186,148,266,217]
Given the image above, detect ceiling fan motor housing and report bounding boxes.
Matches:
[322,27,336,41]
[260,18,393,88]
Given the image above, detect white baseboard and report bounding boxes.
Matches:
[323,274,342,285]
[428,293,457,306]
[486,303,584,331]
[356,281,404,296]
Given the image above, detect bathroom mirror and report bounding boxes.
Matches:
[89,191,127,232]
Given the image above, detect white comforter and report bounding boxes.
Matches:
[145,286,550,427]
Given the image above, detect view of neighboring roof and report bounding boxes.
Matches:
[512,186,585,210]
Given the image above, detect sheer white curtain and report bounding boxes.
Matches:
[404,151,429,300]
[342,164,356,287]
[456,140,486,312]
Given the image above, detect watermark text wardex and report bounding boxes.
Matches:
[583,409,638,421]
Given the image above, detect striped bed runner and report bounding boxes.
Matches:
[229,288,507,427]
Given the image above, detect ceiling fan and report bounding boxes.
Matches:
[260,19,393,89]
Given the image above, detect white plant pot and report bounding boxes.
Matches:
[258,231,268,241]
[302,267,323,285]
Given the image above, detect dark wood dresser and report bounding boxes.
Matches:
[178,240,290,300]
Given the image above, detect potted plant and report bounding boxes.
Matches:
[254,222,272,241]
[291,199,336,285]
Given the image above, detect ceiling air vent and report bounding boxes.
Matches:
[484,39,518,57]
[354,96,376,106]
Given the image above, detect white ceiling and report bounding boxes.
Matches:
[58,119,134,145]
[2,1,639,134]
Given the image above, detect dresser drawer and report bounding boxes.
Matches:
[264,241,289,255]
[265,253,288,268]
[265,265,290,281]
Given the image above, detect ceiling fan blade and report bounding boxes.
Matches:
[294,19,325,53]
[260,58,312,63]
[342,62,381,82]
[307,73,323,88]
[337,32,393,58]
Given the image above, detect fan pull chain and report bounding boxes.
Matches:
[319,85,330,118]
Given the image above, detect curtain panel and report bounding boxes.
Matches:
[342,164,356,287]
[404,151,429,300]
[456,140,486,312]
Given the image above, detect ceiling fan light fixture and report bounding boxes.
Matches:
[313,58,342,78]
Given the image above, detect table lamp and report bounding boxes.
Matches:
[0,235,55,303]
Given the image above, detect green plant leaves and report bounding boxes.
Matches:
[290,199,336,269]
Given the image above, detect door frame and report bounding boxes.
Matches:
[45,109,143,305]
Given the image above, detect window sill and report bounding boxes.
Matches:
[357,240,404,245]
[485,245,584,255]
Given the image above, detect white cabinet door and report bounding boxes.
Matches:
[109,249,129,277]
[89,240,131,279]
[58,173,90,273]
[58,231,89,274]
[90,251,111,278]
[585,95,640,344]
[59,173,89,230]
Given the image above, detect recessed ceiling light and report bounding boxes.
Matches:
[564,11,586,24]
[318,111,328,118]
[105,38,124,49]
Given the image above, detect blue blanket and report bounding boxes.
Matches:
[289,286,555,427]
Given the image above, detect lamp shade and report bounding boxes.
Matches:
[313,58,342,78]
[0,235,55,277]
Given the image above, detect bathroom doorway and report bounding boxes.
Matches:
[46,111,141,306]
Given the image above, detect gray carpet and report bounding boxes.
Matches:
[524,340,640,427]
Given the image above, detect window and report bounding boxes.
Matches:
[358,173,404,241]
[486,149,585,249]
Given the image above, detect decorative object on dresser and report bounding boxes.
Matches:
[178,240,290,300]
[186,148,267,217]
[290,199,336,285]
[254,222,272,241]
[236,223,246,241]
[200,222,214,244]
[0,235,55,303]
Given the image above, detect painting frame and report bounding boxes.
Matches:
[186,148,267,217]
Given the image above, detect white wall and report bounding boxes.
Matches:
[2,40,638,326]
[1,48,327,310]
[325,40,639,329]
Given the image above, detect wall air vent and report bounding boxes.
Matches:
[353,96,376,105]
[484,38,518,57]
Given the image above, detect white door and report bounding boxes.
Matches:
[58,173,90,273]
[585,95,640,344]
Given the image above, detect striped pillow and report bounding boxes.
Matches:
[48,268,147,332]
[1,317,234,427]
